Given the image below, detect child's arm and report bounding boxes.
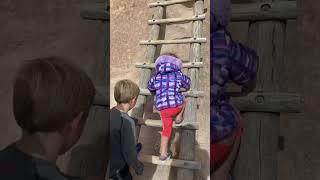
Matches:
[120,119,144,175]
[147,76,157,94]
[180,73,191,91]
[229,36,258,94]
[131,117,146,126]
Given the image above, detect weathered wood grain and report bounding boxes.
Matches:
[139,155,201,170]
[140,38,207,45]
[139,88,204,98]
[231,1,301,21]
[144,119,199,130]
[135,62,203,69]
[233,5,288,179]
[148,14,205,25]
[231,92,303,113]
[149,0,193,7]
[177,0,204,179]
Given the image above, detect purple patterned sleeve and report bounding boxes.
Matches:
[180,73,191,90]
[229,38,258,86]
[147,76,156,93]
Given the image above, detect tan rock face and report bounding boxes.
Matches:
[0,0,104,147]
[0,0,105,173]
[111,0,210,179]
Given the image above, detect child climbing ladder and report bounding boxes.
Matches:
[147,53,191,161]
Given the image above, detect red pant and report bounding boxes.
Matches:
[211,119,244,171]
[160,106,183,137]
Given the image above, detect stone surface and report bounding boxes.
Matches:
[0,0,105,173]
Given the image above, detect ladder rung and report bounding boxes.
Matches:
[144,119,199,130]
[231,1,301,21]
[140,38,206,45]
[135,62,203,69]
[148,14,205,25]
[140,89,204,98]
[139,155,201,170]
[149,0,193,7]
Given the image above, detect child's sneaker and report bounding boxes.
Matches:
[159,151,172,161]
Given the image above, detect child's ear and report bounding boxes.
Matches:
[129,97,138,107]
[131,97,137,103]
[71,112,84,129]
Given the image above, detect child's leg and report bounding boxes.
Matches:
[159,109,173,158]
[159,136,170,160]
[175,100,187,124]
[212,136,241,180]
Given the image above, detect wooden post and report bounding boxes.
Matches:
[177,0,204,179]
[131,2,164,141]
[67,4,109,177]
[233,0,288,179]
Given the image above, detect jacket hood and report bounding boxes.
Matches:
[211,0,231,30]
[155,55,182,74]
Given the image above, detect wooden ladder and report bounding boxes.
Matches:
[131,0,206,179]
[229,1,303,180]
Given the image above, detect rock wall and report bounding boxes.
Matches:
[0,0,105,173]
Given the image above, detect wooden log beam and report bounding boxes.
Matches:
[140,38,207,45]
[144,119,199,130]
[139,88,204,98]
[149,0,193,7]
[148,14,205,25]
[139,155,201,170]
[80,3,109,21]
[231,1,301,21]
[68,17,109,177]
[177,0,204,179]
[131,1,164,142]
[231,92,303,113]
[233,1,290,178]
[93,86,108,106]
[135,62,203,69]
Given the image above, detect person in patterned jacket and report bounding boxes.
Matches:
[148,53,191,161]
[211,0,258,177]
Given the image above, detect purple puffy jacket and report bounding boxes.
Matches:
[148,55,191,111]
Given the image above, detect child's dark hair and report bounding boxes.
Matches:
[13,56,96,133]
